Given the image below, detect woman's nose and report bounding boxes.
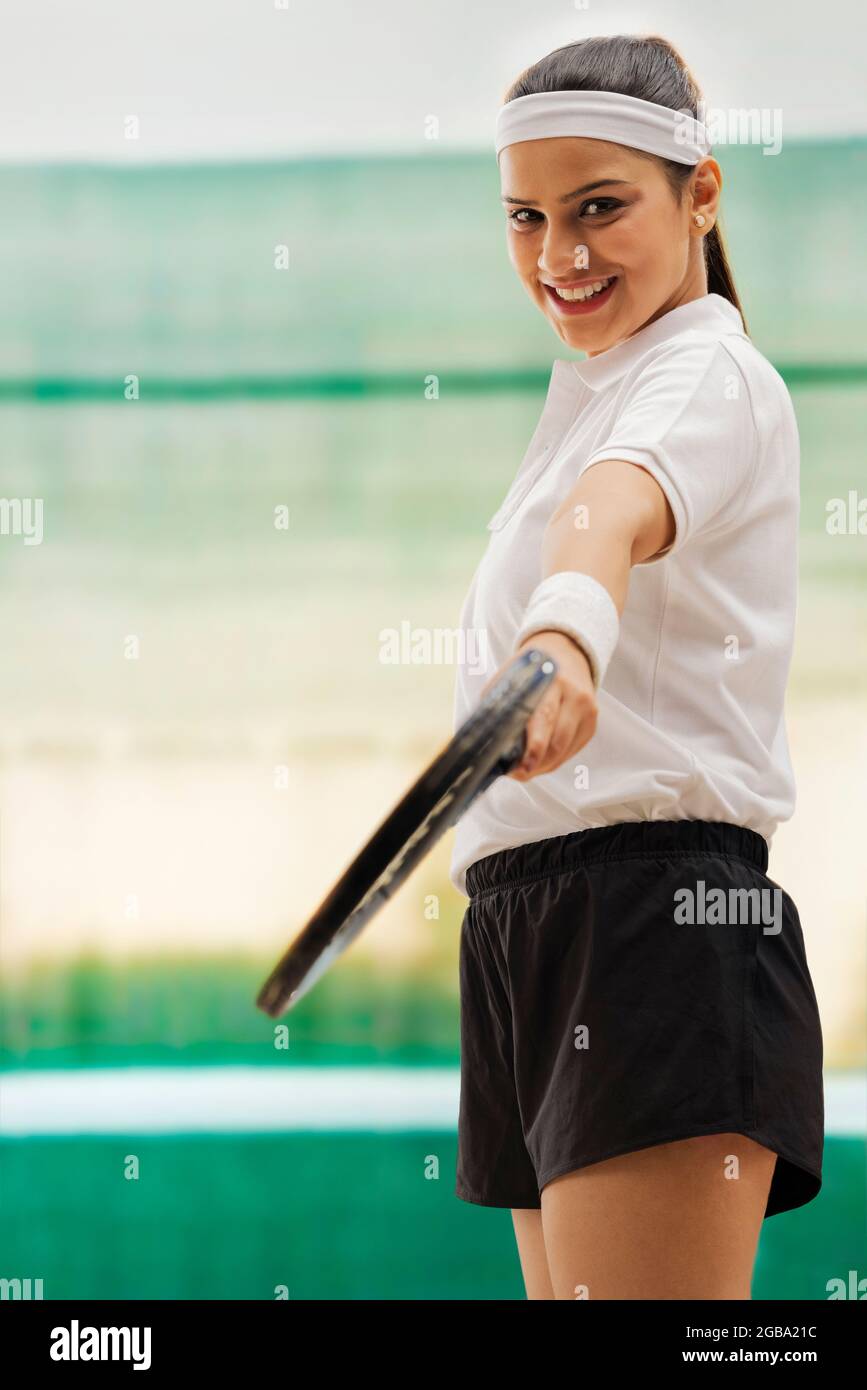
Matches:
[538,229,592,280]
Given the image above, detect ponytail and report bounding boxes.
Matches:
[704,223,746,329]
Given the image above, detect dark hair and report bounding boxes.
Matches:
[504,34,746,330]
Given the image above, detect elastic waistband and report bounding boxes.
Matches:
[464,820,769,900]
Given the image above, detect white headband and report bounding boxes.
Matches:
[495,89,711,166]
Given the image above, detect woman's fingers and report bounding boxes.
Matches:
[536,698,586,774]
[507,683,597,780]
[508,686,563,779]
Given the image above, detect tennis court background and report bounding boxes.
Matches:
[0,135,865,1297]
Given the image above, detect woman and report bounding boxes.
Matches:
[449,34,824,1301]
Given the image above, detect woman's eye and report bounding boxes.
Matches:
[508,208,541,226]
[581,198,622,217]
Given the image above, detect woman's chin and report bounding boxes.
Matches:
[558,320,617,354]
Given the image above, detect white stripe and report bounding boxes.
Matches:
[0,1066,460,1135]
[0,1067,863,1137]
[820,1072,867,1136]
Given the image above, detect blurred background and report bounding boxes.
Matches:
[0,0,864,1299]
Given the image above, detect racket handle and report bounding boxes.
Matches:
[493,732,527,776]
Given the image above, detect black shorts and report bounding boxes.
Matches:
[456,819,824,1219]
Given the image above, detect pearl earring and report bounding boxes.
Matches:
[693,214,707,227]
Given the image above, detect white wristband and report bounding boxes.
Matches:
[515,571,620,688]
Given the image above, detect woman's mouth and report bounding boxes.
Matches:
[543,276,618,316]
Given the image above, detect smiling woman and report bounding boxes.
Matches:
[499,130,726,352]
[498,63,741,349]
[497,35,739,344]
[449,33,825,1303]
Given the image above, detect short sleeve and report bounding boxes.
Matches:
[580,338,759,560]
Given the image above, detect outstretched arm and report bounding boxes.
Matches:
[504,459,675,780]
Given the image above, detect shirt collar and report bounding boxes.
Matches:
[564,294,747,394]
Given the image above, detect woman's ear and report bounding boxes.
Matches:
[691,157,722,232]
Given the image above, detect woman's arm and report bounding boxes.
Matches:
[504,460,675,780]
[542,459,675,604]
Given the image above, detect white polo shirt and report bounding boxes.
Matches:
[449,293,800,897]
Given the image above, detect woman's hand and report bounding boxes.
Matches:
[482,630,599,780]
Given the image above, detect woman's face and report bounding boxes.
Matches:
[499,136,714,355]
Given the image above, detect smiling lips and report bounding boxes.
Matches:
[543,275,618,315]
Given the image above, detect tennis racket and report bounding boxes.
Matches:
[256,646,557,1017]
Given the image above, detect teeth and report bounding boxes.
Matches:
[553,276,614,302]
